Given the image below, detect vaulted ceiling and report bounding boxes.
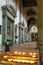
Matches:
[22,0,37,7]
[22,0,37,29]
[26,10,37,16]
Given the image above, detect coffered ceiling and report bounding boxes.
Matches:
[22,0,37,7]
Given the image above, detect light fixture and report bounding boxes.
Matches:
[3,56,8,58]
[30,61,34,64]
[14,51,18,54]
[8,59,12,62]
[18,52,21,55]
[22,52,26,55]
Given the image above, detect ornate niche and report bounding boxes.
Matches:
[2,5,16,45]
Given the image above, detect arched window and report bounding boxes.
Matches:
[31,25,38,33]
[30,25,38,41]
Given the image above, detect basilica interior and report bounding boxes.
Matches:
[0,0,43,65]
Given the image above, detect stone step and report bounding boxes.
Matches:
[10,42,38,53]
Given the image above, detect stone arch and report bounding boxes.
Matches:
[26,9,37,16]
[26,7,37,16]
[27,17,37,28]
[26,7,38,25]
[30,25,38,42]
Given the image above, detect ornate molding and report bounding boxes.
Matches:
[2,5,16,18]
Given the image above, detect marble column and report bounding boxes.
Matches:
[0,0,6,51]
[0,7,2,50]
[14,0,21,44]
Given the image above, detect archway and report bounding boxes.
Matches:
[26,8,37,16]
[30,25,38,42]
[27,17,36,31]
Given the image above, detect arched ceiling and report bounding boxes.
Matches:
[26,9,37,16]
[27,18,36,26]
[22,0,37,7]
[27,17,37,31]
[22,0,37,30]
